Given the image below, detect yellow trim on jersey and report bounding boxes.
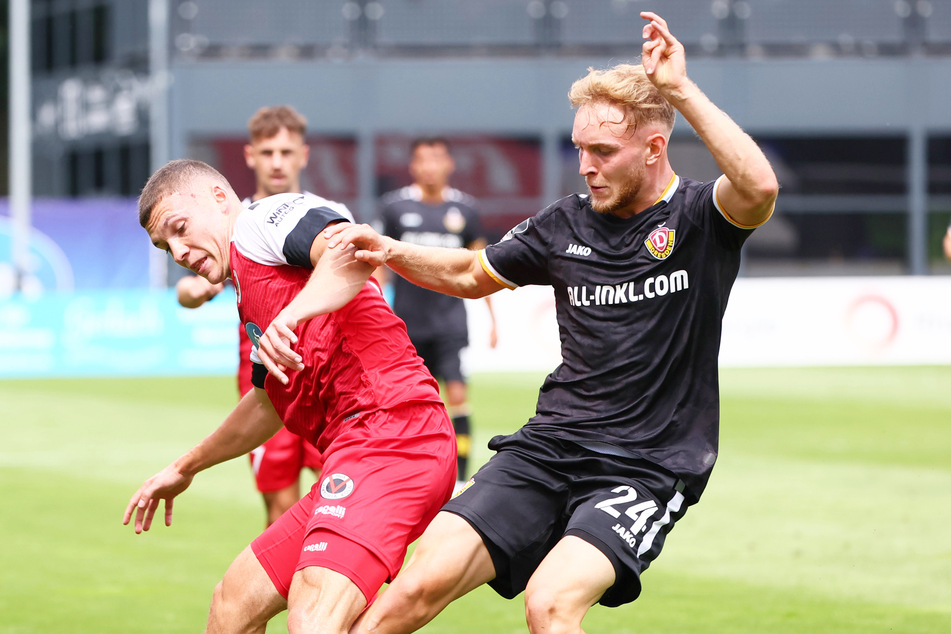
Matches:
[712,175,774,229]
[654,173,679,206]
[478,250,517,290]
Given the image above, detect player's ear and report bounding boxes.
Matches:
[301,143,310,168]
[244,144,255,169]
[212,184,230,210]
[645,132,667,165]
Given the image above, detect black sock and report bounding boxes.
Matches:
[452,414,471,481]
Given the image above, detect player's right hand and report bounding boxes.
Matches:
[122,465,194,534]
[323,223,390,267]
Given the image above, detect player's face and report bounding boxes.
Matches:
[409,143,454,192]
[572,102,649,218]
[245,127,309,197]
[146,183,233,284]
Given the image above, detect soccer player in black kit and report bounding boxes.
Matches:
[379,138,498,486]
[324,12,779,633]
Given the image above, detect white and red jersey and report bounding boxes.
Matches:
[229,193,443,452]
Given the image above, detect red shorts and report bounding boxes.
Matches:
[249,427,324,493]
[250,403,456,602]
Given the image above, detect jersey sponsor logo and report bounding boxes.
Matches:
[595,485,659,551]
[265,195,306,227]
[302,542,328,552]
[314,504,346,519]
[566,270,689,307]
[320,473,355,500]
[645,226,676,260]
[399,231,464,249]
[245,322,263,350]
[501,218,530,242]
[399,212,424,228]
[443,207,467,233]
[566,243,592,257]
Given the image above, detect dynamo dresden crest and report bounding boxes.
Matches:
[645,226,676,260]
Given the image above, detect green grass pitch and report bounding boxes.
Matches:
[1,367,950,632]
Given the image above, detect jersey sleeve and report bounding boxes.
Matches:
[684,176,756,251]
[481,209,554,288]
[235,194,351,268]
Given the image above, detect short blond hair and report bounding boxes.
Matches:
[568,64,675,135]
[138,159,230,228]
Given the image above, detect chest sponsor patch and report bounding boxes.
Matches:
[443,207,466,233]
[645,226,676,260]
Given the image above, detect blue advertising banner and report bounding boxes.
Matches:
[0,288,239,378]
[0,198,151,294]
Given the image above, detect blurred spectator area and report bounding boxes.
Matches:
[168,0,949,59]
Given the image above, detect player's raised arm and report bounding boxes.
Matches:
[123,388,283,533]
[324,222,505,300]
[255,222,377,384]
[640,11,778,227]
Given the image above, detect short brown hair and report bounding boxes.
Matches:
[410,136,451,154]
[568,64,676,135]
[247,105,307,143]
[138,159,229,228]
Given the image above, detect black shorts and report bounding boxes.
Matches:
[443,433,690,607]
[411,335,468,384]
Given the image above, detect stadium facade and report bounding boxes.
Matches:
[24,0,951,275]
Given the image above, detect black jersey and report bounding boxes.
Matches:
[479,175,753,502]
[380,185,484,342]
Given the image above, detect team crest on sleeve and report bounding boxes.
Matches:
[645,226,676,260]
[320,473,355,500]
[245,322,263,350]
[502,218,531,242]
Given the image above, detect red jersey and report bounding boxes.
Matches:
[229,193,443,452]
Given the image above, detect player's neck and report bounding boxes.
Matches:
[416,183,446,205]
[252,185,302,202]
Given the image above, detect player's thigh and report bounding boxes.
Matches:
[524,535,616,614]
[216,545,287,622]
[402,510,496,594]
[287,566,367,632]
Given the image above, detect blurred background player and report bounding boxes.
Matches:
[175,105,354,526]
[943,219,951,261]
[378,137,498,486]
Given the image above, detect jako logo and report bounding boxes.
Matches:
[566,243,592,256]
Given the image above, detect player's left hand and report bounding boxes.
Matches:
[640,12,688,94]
[258,310,304,385]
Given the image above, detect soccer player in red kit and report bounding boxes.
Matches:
[124,158,456,633]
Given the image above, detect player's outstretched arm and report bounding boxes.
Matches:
[640,11,778,228]
[325,222,505,300]
[123,388,283,533]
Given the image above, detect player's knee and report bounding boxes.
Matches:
[207,579,240,631]
[524,585,583,634]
